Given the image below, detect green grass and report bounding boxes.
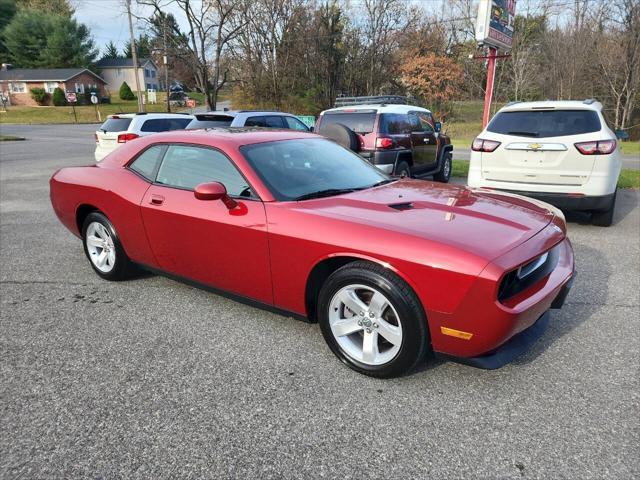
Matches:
[0,134,25,141]
[451,160,639,189]
[620,141,639,156]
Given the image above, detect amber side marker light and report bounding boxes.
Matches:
[441,327,474,340]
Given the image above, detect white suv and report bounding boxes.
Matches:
[94,113,194,161]
[467,100,622,226]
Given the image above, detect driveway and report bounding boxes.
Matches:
[1,124,638,479]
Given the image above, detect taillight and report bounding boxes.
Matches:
[376,137,394,149]
[471,138,501,152]
[94,133,99,143]
[574,139,616,155]
[117,133,139,143]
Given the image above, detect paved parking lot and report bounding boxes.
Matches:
[1,124,639,479]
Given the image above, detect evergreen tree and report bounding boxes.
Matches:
[124,34,152,59]
[52,87,66,106]
[102,41,120,60]
[119,81,136,101]
[3,10,97,68]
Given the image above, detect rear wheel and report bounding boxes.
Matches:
[317,261,430,378]
[395,160,411,178]
[591,189,617,227]
[433,152,452,183]
[82,212,133,280]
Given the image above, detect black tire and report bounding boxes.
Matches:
[317,261,430,378]
[81,212,134,280]
[591,189,617,227]
[394,160,411,178]
[433,152,452,183]
[318,123,359,152]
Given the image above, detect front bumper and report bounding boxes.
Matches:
[430,232,575,365]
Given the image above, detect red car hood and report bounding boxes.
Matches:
[291,179,555,261]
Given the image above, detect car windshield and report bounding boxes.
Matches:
[487,109,601,138]
[240,138,391,201]
[319,111,376,134]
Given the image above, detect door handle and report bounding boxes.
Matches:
[150,194,165,206]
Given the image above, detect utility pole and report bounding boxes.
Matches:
[126,0,145,112]
[163,16,170,113]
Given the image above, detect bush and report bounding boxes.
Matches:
[52,87,66,106]
[119,81,136,101]
[30,87,49,105]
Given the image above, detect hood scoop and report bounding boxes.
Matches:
[388,202,414,211]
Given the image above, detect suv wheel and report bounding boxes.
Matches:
[591,189,617,227]
[433,152,452,183]
[395,160,411,178]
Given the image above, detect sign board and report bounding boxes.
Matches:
[186,98,196,108]
[147,89,157,104]
[90,92,98,104]
[65,91,77,103]
[475,0,516,50]
[297,115,315,128]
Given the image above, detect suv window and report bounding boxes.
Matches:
[100,117,132,132]
[187,115,234,130]
[141,117,191,132]
[380,114,412,134]
[245,116,285,128]
[129,145,165,181]
[487,110,601,138]
[156,145,251,196]
[284,116,309,131]
[319,112,376,134]
[416,113,434,132]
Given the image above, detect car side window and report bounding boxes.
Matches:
[167,118,192,130]
[155,145,252,197]
[245,116,267,127]
[140,119,169,132]
[380,114,411,134]
[129,145,166,181]
[284,116,309,131]
[408,113,422,132]
[416,113,434,133]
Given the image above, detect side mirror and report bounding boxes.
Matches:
[309,126,314,132]
[194,181,238,209]
[434,122,442,133]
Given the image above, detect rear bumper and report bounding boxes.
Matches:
[94,144,117,162]
[491,190,615,212]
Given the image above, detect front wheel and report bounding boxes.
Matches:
[317,261,430,378]
[433,152,452,183]
[395,160,411,178]
[82,212,134,280]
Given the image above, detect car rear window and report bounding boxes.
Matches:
[319,112,376,134]
[487,110,601,138]
[99,117,132,132]
[141,118,192,133]
[187,115,234,129]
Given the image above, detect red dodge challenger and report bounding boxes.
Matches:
[50,129,575,377]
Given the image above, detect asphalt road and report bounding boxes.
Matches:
[1,124,639,479]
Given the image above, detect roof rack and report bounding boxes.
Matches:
[583,98,597,105]
[334,95,420,108]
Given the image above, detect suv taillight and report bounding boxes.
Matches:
[574,140,616,155]
[471,138,501,152]
[376,137,394,149]
[117,133,139,143]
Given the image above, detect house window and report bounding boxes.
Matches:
[75,83,85,94]
[45,82,58,93]
[9,82,26,93]
[144,68,150,77]
[151,70,156,78]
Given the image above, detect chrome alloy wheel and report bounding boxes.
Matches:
[443,155,451,179]
[85,221,116,273]
[328,284,403,366]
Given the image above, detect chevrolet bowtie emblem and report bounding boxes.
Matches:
[528,143,542,151]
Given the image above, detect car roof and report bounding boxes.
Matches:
[321,104,432,115]
[107,112,194,119]
[195,110,299,118]
[135,127,316,147]
[499,100,603,112]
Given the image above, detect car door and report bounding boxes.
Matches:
[407,113,430,174]
[139,144,273,304]
[415,112,439,171]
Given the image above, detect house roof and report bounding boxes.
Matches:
[95,58,157,69]
[0,68,105,83]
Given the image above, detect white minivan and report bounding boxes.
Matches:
[468,100,622,226]
[95,113,194,162]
